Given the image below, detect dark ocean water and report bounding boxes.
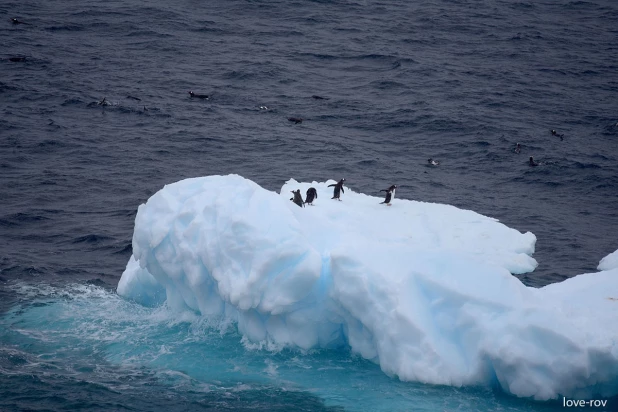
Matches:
[1,0,617,410]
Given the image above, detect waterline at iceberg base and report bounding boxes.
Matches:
[118,174,618,402]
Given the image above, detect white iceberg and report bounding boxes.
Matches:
[117,174,618,401]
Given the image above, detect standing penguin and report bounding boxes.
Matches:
[328,178,346,201]
[380,185,397,206]
[290,189,305,207]
[305,187,318,205]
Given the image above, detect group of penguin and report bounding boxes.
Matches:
[289,128,566,208]
[520,129,565,167]
[289,178,398,208]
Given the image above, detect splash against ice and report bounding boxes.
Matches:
[118,174,618,401]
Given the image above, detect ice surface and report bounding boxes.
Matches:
[118,174,618,401]
[598,249,618,271]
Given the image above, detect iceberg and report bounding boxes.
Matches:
[118,174,618,401]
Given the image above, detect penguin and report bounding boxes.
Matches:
[428,158,440,166]
[380,185,397,206]
[189,91,209,99]
[11,18,28,25]
[550,129,564,141]
[288,117,303,124]
[305,187,318,205]
[514,143,521,154]
[328,178,345,201]
[529,156,538,167]
[8,57,26,62]
[290,189,304,208]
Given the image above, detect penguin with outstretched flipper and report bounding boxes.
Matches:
[328,179,346,201]
[290,189,305,207]
[380,185,397,206]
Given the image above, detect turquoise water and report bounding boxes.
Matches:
[0,283,571,411]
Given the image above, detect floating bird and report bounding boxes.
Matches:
[189,91,209,99]
[288,117,303,124]
[428,158,440,166]
[550,129,564,141]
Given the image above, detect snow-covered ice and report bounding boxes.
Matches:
[598,249,618,271]
[117,174,618,401]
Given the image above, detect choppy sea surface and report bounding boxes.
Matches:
[1,0,617,410]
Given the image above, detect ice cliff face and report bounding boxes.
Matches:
[118,174,618,400]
